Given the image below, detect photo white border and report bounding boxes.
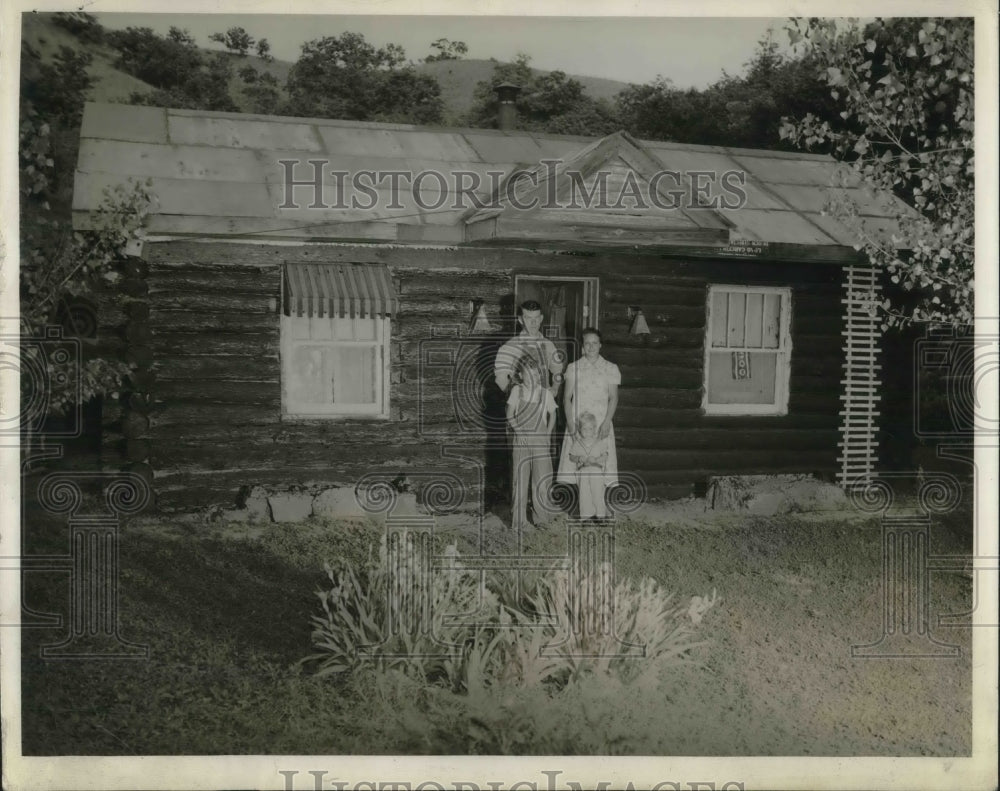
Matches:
[1,1,996,789]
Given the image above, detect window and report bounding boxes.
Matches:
[703,285,791,415]
[280,263,396,419]
[281,314,389,417]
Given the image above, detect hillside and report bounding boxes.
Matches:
[21,13,155,104]
[21,13,290,114]
[20,14,630,122]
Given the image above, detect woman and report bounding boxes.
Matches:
[557,328,619,499]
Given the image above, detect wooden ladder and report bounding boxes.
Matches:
[837,264,883,487]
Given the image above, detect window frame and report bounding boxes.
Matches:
[701,284,792,416]
[279,312,391,420]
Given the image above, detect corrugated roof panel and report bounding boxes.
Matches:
[730,154,856,187]
[77,139,264,182]
[644,146,793,211]
[459,132,545,164]
[803,212,866,247]
[168,114,324,151]
[80,104,168,145]
[643,148,786,211]
[712,177,788,212]
[405,160,519,198]
[532,136,593,160]
[258,152,517,205]
[809,213,905,245]
[858,215,910,239]
[729,208,841,246]
[266,181,426,224]
[316,126,406,158]
[807,214,899,247]
[763,182,844,215]
[645,146,741,175]
[764,177,917,220]
[765,182,909,218]
[74,172,275,217]
[391,131,480,161]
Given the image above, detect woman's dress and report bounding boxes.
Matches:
[556,355,620,488]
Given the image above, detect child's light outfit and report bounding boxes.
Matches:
[557,355,620,487]
[508,383,557,529]
[567,434,609,519]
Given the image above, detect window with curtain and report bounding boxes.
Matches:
[281,314,389,417]
[703,285,791,415]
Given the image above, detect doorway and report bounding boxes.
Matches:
[513,275,599,367]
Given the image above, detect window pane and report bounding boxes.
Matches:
[710,290,729,347]
[707,351,777,404]
[333,345,377,404]
[309,315,332,340]
[745,292,764,348]
[287,315,310,340]
[354,317,376,340]
[763,293,781,348]
[289,344,333,404]
[727,292,746,347]
[288,343,378,407]
[333,317,355,340]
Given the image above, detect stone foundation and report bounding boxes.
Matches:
[706,474,848,516]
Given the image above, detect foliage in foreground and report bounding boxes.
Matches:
[19,36,156,413]
[307,533,718,753]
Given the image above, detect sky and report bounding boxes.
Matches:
[91,14,789,89]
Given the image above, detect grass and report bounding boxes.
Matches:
[20,503,974,755]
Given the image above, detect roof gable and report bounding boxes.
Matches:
[465,130,732,247]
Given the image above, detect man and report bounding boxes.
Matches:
[494,300,565,526]
[494,300,565,395]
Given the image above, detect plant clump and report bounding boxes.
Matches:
[306,533,719,753]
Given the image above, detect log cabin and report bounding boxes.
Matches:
[71,101,914,513]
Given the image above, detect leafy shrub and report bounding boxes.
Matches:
[283,33,444,124]
[51,12,105,44]
[306,538,499,684]
[306,533,719,753]
[107,26,204,90]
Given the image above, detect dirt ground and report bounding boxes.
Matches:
[19,498,974,756]
[599,510,974,755]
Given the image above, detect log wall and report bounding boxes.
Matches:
[104,241,846,511]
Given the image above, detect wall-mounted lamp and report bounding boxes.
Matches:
[628,305,650,336]
[468,299,494,334]
[124,236,145,259]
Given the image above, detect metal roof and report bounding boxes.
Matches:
[73,102,916,248]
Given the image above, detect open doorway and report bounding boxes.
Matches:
[513,276,600,481]
[513,275,599,367]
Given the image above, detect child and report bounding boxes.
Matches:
[506,353,558,530]
[567,411,610,520]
